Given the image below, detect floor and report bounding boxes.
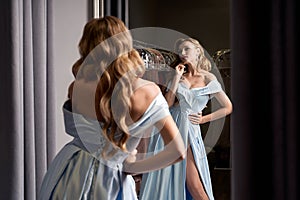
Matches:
[208,148,231,200]
[210,168,231,200]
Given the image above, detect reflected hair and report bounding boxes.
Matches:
[174,38,211,71]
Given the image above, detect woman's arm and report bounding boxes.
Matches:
[123,115,186,175]
[188,90,233,124]
[200,90,233,124]
[164,64,185,107]
[188,72,233,125]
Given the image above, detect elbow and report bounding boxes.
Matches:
[227,102,233,115]
[226,108,232,116]
[224,101,233,115]
[177,149,187,161]
[181,151,187,160]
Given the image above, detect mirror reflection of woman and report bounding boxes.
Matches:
[140,38,233,200]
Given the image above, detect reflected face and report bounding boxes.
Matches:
[177,41,200,65]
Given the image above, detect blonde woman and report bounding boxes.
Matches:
[140,38,233,200]
[38,16,185,200]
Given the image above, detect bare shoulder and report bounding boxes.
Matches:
[130,78,161,122]
[200,70,217,83]
[133,78,160,97]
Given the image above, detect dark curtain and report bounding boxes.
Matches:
[104,0,129,27]
[0,0,55,199]
[231,0,299,199]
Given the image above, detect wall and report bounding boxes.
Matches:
[53,0,89,153]
[129,0,230,55]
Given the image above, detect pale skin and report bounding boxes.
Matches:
[165,41,233,200]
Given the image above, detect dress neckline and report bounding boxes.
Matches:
[64,93,163,128]
[180,79,218,90]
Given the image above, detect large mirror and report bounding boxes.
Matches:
[93,1,231,199]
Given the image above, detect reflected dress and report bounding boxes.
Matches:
[140,79,222,200]
[38,92,171,200]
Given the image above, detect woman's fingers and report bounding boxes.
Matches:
[188,112,202,124]
[125,149,138,163]
[176,64,185,75]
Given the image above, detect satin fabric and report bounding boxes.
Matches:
[38,92,170,200]
[140,79,222,200]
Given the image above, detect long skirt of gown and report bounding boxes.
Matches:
[38,144,138,200]
[139,105,214,200]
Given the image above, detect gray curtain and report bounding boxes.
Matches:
[231,0,299,199]
[0,0,55,199]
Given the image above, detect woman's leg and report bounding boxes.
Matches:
[186,147,209,200]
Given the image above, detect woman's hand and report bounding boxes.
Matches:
[175,64,186,76]
[125,149,137,163]
[188,112,203,124]
[123,149,138,175]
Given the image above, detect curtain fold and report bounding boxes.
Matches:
[231,0,299,199]
[104,0,129,27]
[0,0,55,199]
[270,0,298,199]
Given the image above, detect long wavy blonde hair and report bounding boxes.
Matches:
[174,38,211,71]
[68,16,145,152]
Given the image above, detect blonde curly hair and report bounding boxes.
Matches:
[68,16,145,152]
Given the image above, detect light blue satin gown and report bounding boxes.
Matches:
[38,92,171,200]
[140,79,222,200]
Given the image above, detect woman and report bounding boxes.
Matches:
[140,38,233,200]
[38,16,186,200]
